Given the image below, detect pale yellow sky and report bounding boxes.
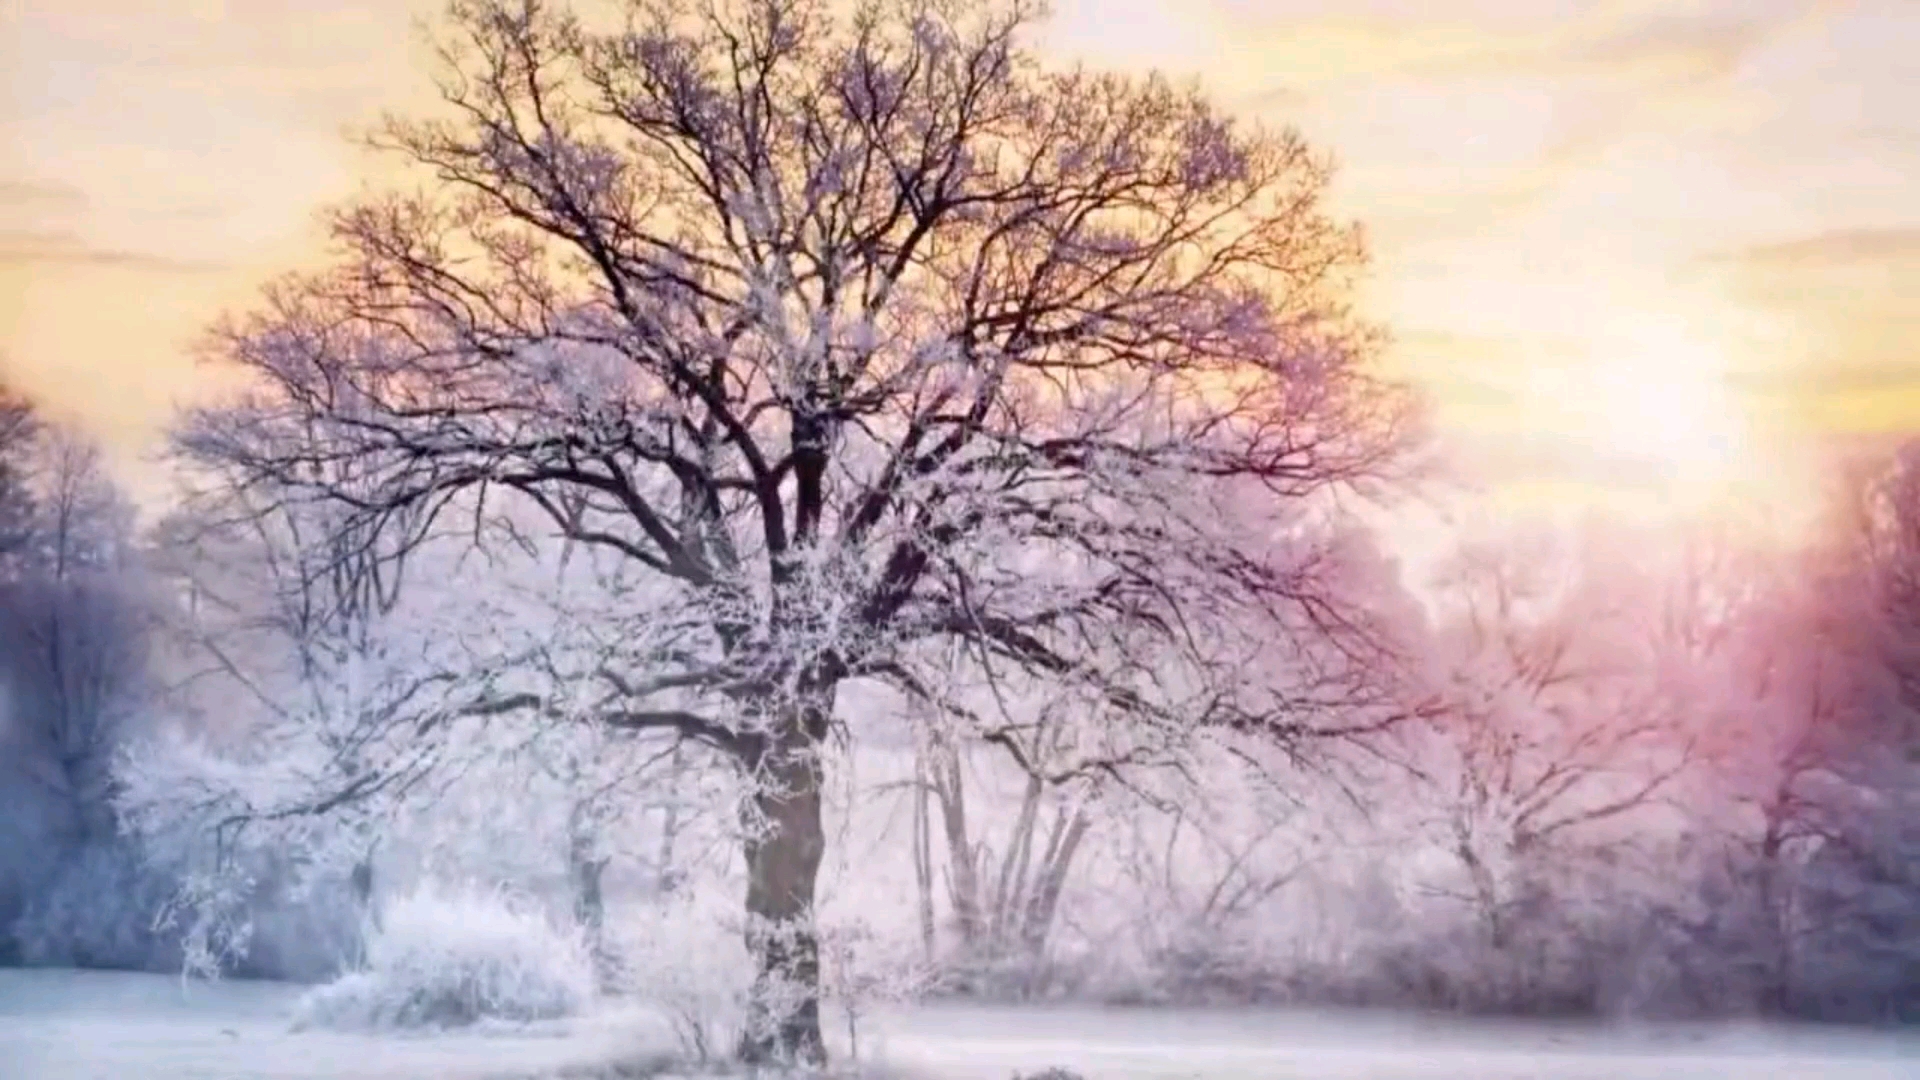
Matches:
[1,0,1916,523]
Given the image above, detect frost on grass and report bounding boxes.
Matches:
[602,893,933,1068]
[293,884,597,1031]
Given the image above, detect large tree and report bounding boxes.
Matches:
[175,0,1413,1061]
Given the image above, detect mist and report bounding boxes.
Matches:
[3,1,1918,1077]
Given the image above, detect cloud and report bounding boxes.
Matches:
[1705,228,1920,267]
[1442,429,1695,492]
[1270,1,1815,83]
[1292,1,1846,236]
[0,181,87,212]
[1553,10,1784,82]
[1232,84,1314,113]
[0,230,225,273]
[1727,360,1920,396]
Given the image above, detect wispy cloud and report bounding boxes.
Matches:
[0,180,88,212]
[1706,228,1920,267]
[1445,431,1696,491]
[1555,10,1787,81]
[0,230,225,273]
[1728,359,1920,396]
[1247,0,1820,83]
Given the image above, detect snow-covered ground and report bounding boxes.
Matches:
[4,968,1920,1080]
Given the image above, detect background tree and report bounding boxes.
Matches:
[1687,447,1920,1019]
[173,0,1415,1060]
[5,432,145,839]
[0,391,161,969]
[1405,528,1702,960]
[0,385,42,570]
[127,472,563,978]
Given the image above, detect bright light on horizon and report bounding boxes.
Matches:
[1501,308,1817,526]
[1578,315,1748,488]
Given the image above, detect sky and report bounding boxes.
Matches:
[1,0,1916,531]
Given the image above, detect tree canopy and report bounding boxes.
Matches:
[172,0,1417,1060]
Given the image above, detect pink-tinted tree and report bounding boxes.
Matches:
[1402,523,1723,966]
[1696,446,1920,1017]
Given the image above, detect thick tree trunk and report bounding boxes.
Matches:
[736,737,828,1066]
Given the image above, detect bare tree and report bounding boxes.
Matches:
[174,0,1412,1060]
[0,420,167,970]
[1693,447,1920,1017]
[1104,749,1319,1001]
[0,383,42,571]
[912,718,1095,992]
[1406,530,1705,953]
[2,430,145,843]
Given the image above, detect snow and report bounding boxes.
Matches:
[4,969,1920,1079]
[0,969,666,1080]
[864,1003,1920,1079]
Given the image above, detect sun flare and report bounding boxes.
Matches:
[1583,320,1747,483]
[1515,314,1767,517]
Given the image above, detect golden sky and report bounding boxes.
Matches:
[2,0,1916,522]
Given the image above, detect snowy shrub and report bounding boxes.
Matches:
[603,895,934,1066]
[294,883,596,1031]
[818,914,937,1062]
[604,893,755,1062]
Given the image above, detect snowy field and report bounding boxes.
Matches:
[5,969,1920,1080]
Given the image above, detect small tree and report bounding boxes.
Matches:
[174,0,1413,1061]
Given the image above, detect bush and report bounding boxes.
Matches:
[603,894,755,1063]
[294,883,597,1031]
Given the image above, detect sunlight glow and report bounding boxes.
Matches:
[1519,313,1765,517]
[1584,317,1746,485]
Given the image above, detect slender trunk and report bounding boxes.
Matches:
[1757,814,1794,1015]
[992,774,1045,952]
[656,743,686,896]
[566,804,609,982]
[350,857,375,916]
[736,732,828,1066]
[932,743,983,946]
[349,840,378,968]
[1456,838,1504,949]
[1021,807,1090,957]
[912,742,937,964]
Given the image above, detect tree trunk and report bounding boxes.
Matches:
[991,774,1045,952]
[348,841,378,968]
[1757,816,1794,1015]
[655,742,686,896]
[912,742,938,964]
[930,744,984,946]
[736,736,828,1066]
[566,806,610,984]
[1021,807,1090,957]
